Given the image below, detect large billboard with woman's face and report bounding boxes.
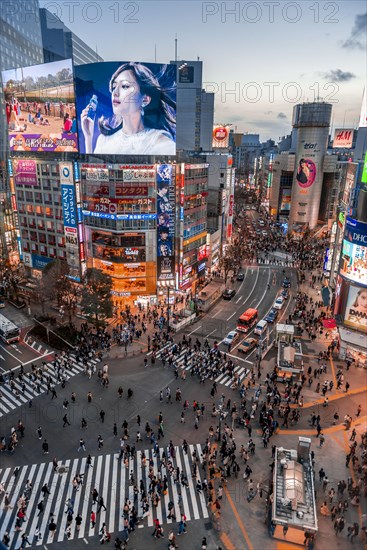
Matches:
[340,217,367,287]
[74,62,176,156]
[344,284,367,333]
[1,59,78,152]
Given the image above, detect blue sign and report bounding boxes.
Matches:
[345,217,367,246]
[32,254,53,270]
[8,159,13,176]
[61,184,77,228]
[74,161,80,181]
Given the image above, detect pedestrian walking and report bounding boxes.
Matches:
[100,410,105,423]
[42,439,49,454]
[113,423,117,437]
[86,454,93,468]
[62,414,71,427]
[37,426,42,440]
[97,435,104,449]
[77,438,86,452]
[90,510,96,528]
[97,496,107,513]
[91,488,98,504]
[87,391,92,403]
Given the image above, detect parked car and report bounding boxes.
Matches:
[223,330,239,347]
[273,296,285,310]
[238,337,257,353]
[222,289,236,300]
[237,272,245,281]
[265,308,278,323]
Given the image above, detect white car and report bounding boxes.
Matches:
[223,330,238,347]
[273,296,285,310]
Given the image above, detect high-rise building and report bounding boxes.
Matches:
[288,102,332,230]
[170,60,214,152]
[0,0,44,261]
[40,9,104,65]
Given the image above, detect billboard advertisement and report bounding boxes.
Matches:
[13,159,38,186]
[212,125,230,148]
[157,164,175,281]
[340,217,367,287]
[61,182,78,230]
[333,129,354,148]
[344,284,367,333]
[2,59,78,152]
[74,62,176,155]
[295,158,316,188]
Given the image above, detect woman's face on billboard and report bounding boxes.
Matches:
[357,290,367,310]
[111,70,150,117]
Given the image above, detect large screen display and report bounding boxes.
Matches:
[157,164,175,281]
[2,59,78,152]
[74,62,176,155]
[340,217,367,287]
[344,284,367,333]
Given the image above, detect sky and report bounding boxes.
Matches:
[39,0,367,141]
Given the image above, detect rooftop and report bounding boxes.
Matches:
[273,446,318,531]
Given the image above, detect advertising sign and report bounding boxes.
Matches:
[59,161,73,185]
[333,129,354,148]
[179,65,194,83]
[212,125,230,148]
[13,159,38,186]
[75,62,176,155]
[2,59,78,152]
[61,184,77,229]
[344,284,367,333]
[340,217,367,287]
[157,164,175,281]
[295,158,316,188]
[122,167,155,182]
[342,163,357,205]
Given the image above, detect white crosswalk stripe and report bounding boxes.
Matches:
[0,355,100,418]
[0,444,209,547]
[153,342,250,387]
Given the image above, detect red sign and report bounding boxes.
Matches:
[229,195,234,217]
[213,126,228,142]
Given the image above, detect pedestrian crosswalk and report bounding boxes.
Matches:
[0,443,209,547]
[152,342,251,387]
[0,354,100,418]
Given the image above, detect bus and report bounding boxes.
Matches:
[0,314,21,344]
[237,308,258,333]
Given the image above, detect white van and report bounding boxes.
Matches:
[254,319,268,336]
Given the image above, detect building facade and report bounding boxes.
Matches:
[288,102,332,230]
[171,60,214,152]
[176,162,208,292]
[0,0,44,261]
[40,9,104,65]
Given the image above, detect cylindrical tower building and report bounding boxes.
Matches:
[289,102,332,230]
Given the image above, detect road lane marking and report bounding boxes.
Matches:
[188,325,202,336]
[224,486,254,550]
[242,268,260,305]
[226,352,254,365]
[226,311,236,321]
[0,344,21,361]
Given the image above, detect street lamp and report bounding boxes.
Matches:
[218,403,223,441]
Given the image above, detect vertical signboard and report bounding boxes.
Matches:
[60,162,80,280]
[157,164,175,282]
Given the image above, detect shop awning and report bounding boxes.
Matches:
[322,318,337,329]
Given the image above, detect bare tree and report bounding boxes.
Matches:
[219,243,241,285]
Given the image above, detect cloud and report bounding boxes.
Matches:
[264,110,273,115]
[277,112,287,119]
[322,69,356,82]
[341,13,367,50]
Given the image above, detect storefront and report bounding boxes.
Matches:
[338,326,367,368]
